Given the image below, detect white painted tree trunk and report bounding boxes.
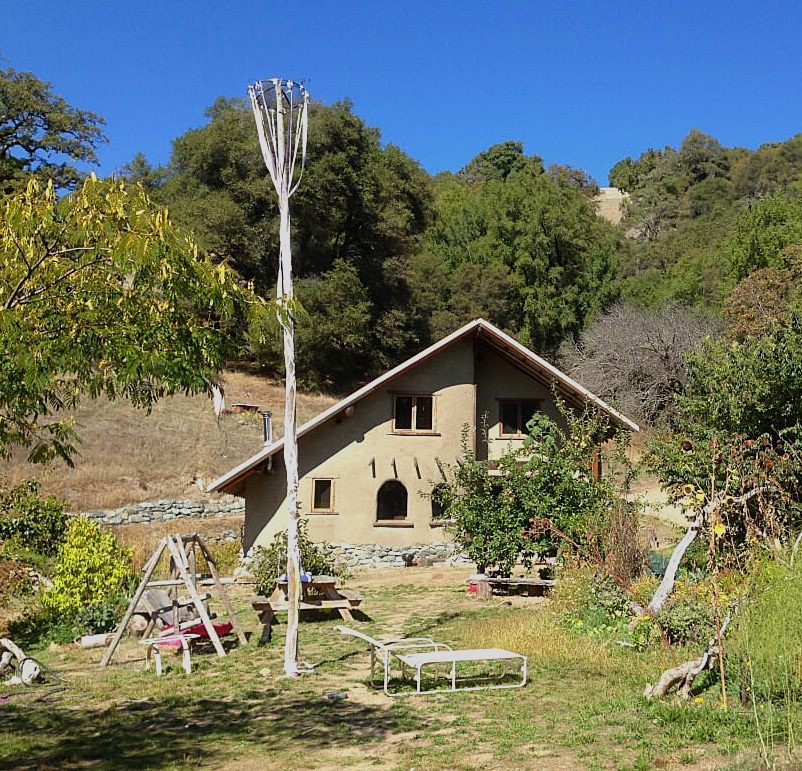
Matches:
[645,485,775,617]
[278,195,301,677]
[249,79,308,678]
[646,509,704,616]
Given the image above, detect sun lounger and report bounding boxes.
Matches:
[335,626,527,696]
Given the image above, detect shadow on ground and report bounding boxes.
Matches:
[2,684,427,770]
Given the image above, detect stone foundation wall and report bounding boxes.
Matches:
[235,540,469,577]
[71,499,469,569]
[324,542,470,569]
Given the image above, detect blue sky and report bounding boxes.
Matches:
[4,0,802,184]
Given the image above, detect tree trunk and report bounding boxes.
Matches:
[279,205,301,676]
[249,80,308,678]
[646,510,704,616]
[644,486,774,618]
[644,611,734,700]
[0,638,40,685]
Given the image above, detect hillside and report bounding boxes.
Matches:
[0,371,336,512]
[594,187,627,225]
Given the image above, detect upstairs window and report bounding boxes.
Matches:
[392,393,434,433]
[499,400,540,438]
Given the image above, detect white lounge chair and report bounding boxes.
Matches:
[335,626,527,696]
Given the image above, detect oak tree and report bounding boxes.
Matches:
[0,67,106,193]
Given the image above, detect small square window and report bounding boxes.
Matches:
[312,479,333,512]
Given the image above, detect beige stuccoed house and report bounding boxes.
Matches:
[208,319,639,553]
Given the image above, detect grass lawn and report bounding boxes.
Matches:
[0,567,786,770]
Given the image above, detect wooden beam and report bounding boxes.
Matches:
[195,535,248,646]
[101,538,167,667]
[165,536,227,657]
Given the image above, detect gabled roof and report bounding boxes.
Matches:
[208,318,639,495]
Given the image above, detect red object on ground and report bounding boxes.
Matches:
[468,582,477,594]
[160,621,233,644]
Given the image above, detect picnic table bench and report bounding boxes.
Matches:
[251,575,364,645]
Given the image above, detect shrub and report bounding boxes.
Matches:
[629,575,721,649]
[250,518,340,595]
[42,517,134,620]
[0,479,67,556]
[728,557,802,703]
[198,540,241,577]
[72,599,126,636]
[433,427,539,575]
[436,405,635,575]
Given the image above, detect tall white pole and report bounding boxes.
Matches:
[249,79,308,677]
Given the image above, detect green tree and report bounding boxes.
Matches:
[0,175,267,464]
[645,318,802,510]
[117,152,165,191]
[249,259,374,390]
[0,67,106,193]
[732,133,802,198]
[679,319,802,438]
[159,97,433,386]
[425,151,623,352]
[613,130,802,313]
[0,479,67,556]
[438,409,625,574]
[457,141,527,184]
[608,148,667,193]
[727,193,802,283]
[678,128,728,184]
[161,97,432,289]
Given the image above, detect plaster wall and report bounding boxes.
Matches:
[243,337,478,550]
[474,341,568,461]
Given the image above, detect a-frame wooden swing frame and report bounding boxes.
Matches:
[101,533,247,667]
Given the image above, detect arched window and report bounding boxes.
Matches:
[376,480,408,520]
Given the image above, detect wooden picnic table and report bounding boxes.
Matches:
[251,575,363,645]
[474,576,555,600]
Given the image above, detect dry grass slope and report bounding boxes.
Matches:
[0,370,337,512]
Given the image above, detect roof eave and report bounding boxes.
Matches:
[207,318,639,494]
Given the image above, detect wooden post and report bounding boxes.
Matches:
[250,79,309,678]
[101,538,167,667]
[195,535,248,645]
[165,537,226,657]
[189,539,197,592]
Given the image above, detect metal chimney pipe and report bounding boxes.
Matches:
[260,411,272,445]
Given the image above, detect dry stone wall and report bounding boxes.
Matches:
[71,499,470,568]
[324,542,470,569]
[70,498,244,526]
